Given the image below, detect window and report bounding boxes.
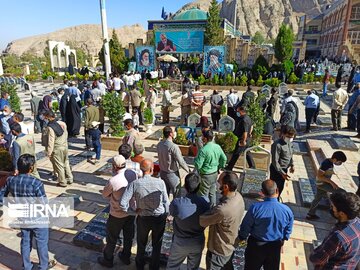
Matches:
[308,26,318,32]
[351,6,360,20]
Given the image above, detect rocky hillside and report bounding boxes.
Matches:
[3,24,147,57]
[176,0,334,39]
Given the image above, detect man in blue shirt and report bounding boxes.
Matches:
[167,173,210,270]
[304,90,320,133]
[239,180,294,270]
[0,91,10,111]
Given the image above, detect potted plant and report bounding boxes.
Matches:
[100,92,126,151]
[215,132,238,161]
[174,128,191,156]
[143,107,154,134]
[0,148,13,188]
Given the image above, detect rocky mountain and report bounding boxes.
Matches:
[176,0,335,39]
[3,24,147,57]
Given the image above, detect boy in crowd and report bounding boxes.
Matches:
[88,121,102,163]
[306,151,347,220]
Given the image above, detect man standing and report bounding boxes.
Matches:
[122,119,140,151]
[180,88,191,125]
[191,85,206,116]
[84,98,99,150]
[225,106,254,171]
[349,94,360,138]
[161,86,172,124]
[323,68,331,97]
[130,87,142,124]
[210,90,224,130]
[44,110,73,187]
[30,91,41,134]
[157,126,189,196]
[120,159,169,270]
[194,130,227,206]
[266,88,278,119]
[239,180,294,270]
[226,88,240,120]
[2,154,57,270]
[146,86,157,124]
[270,125,295,199]
[10,123,40,179]
[112,73,124,92]
[331,81,349,131]
[240,86,255,109]
[167,173,210,270]
[310,191,360,269]
[200,172,245,269]
[304,90,320,133]
[98,155,137,267]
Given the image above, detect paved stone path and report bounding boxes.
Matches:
[0,82,359,269]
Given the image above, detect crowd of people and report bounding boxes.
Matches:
[1,68,360,270]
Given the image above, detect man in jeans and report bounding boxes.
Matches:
[120,159,169,270]
[84,98,99,150]
[98,155,137,267]
[331,81,348,131]
[157,126,189,197]
[194,130,227,206]
[304,90,319,133]
[1,154,56,270]
[306,151,347,220]
[167,173,210,269]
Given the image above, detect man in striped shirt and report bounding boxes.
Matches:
[310,191,360,269]
[191,85,206,116]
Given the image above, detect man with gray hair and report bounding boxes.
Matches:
[239,180,294,270]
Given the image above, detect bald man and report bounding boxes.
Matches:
[120,159,170,270]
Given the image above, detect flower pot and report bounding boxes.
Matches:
[177,145,190,156]
[144,123,153,134]
[0,170,11,188]
[190,145,198,157]
[101,135,123,151]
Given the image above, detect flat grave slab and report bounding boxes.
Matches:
[57,193,82,206]
[146,129,163,140]
[317,117,332,126]
[332,137,359,151]
[69,151,93,167]
[95,162,112,176]
[293,141,308,155]
[299,178,329,208]
[35,151,46,161]
[240,169,267,198]
[73,206,109,252]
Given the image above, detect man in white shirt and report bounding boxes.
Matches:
[97,79,107,96]
[162,87,172,124]
[227,88,240,120]
[112,74,124,92]
[127,73,135,90]
[331,81,349,131]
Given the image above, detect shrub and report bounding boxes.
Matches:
[101,92,125,137]
[52,101,59,112]
[288,72,299,84]
[256,75,264,86]
[198,74,206,85]
[212,74,219,85]
[308,72,315,83]
[329,76,335,84]
[303,73,309,83]
[215,132,237,154]
[250,79,255,86]
[143,107,153,124]
[0,83,21,112]
[220,104,227,116]
[247,93,267,146]
[160,81,169,89]
[174,128,190,146]
[25,74,38,81]
[271,78,280,87]
[219,78,224,85]
[225,74,234,85]
[282,60,294,77]
[235,77,241,86]
[240,75,248,86]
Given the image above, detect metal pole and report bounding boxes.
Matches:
[233,0,237,36]
[100,0,111,80]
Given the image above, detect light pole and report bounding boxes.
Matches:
[100,0,111,80]
[233,0,238,36]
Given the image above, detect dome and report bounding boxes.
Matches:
[172,8,208,21]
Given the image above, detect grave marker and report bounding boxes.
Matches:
[218,115,236,132]
[333,137,359,151]
[187,113,201,128]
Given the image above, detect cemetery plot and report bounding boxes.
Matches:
[240,169,267,197]
[332,137,359,151]
[293,141,308,155]
[317,117,332,126]
[299,178,329,208]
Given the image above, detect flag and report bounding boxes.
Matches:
[161,7,168,20]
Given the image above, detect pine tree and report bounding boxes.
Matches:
[274,24,294,62]
[252,31,265,45]
[204,0,224,45]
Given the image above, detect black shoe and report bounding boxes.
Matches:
[97,256,113,268]
[330,128,338,131]
[118,253,131,265]
[306,214,320,220]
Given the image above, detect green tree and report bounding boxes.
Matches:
[98,29,128,74]
[2,54,22,75]
[204,0,224,45]
[274,24,294,62]
[252,31,265,45]
[252,55,269,76]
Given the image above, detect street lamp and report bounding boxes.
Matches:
[99,0,111,80]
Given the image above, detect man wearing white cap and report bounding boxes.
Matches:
[84,98,99,150]
[98,154,138,267]
[88,121,102,162]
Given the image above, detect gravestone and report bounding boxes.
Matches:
[68,151,93,167]
[95,163,113,176]
[73,206,109,251]
[279,82,288,96]
[293,141,308,155]
[35,151,47,161]
[218,115,236,132]
[57,193,82,206]
[187,113,201,128]
[317,117,332,126]
[146,129,163,141]
[299,178,329,208]
[332,137,359,151]
[240,169,267,197]
[261,85,271,98]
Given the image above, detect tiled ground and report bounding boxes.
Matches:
[0,82,359,269]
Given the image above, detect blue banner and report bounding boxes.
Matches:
[203,46,225,75]
[136,46,155,72]
[155,30,204,53]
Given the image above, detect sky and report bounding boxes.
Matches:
[0,0,193,51]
